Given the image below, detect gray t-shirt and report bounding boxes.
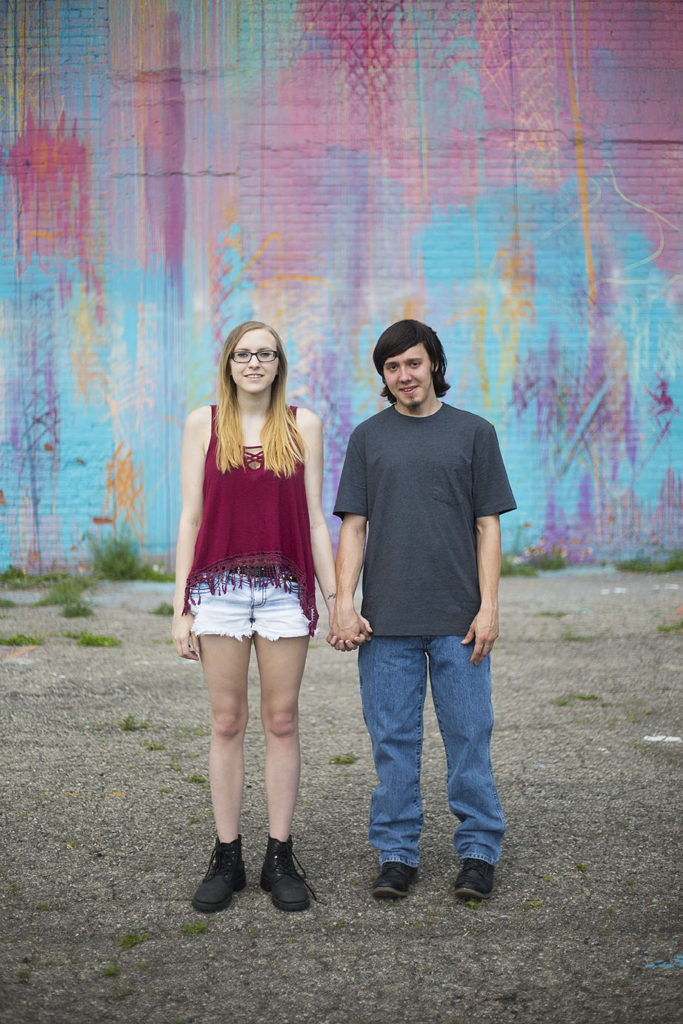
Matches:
[333,403,516,636]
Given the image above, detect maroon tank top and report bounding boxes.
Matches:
[183,406,318,635]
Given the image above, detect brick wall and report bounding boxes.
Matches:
[1,0,681,571]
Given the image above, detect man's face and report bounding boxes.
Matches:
[382,343,439,416]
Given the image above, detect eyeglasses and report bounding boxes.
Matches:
[230,349,279,363]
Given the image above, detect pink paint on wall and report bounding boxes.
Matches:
[5,109,102,315]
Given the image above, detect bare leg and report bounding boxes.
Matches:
[254,634,309,841]
[198,635,252,842]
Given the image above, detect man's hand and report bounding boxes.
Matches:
[461,603,499,665]
[327,603,372,652]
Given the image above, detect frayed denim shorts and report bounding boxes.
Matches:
[189,575,310,642]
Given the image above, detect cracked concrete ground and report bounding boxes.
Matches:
[0,570,681,1023]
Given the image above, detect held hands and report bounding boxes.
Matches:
[461,603,499,665]
[172,612,200,661]
[326,602,372,652]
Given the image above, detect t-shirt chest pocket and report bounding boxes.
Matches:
[432,455,471,508]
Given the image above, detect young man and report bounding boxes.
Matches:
[328,319,516,900]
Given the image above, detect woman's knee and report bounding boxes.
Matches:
[262,706,298,740]
[211,707,248,742]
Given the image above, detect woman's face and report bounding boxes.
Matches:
[228,328,280,396]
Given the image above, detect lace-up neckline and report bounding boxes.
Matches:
[243,445,264,471]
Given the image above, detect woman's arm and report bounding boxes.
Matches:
[172,406,211,661]
[297,408,337,628]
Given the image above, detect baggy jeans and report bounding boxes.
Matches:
[358,635,505,868]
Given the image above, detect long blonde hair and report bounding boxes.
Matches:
[215,321,305,477]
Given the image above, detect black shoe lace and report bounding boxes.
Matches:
[274,844,318,902]
[205,842,237,880]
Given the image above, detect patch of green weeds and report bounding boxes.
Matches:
[464,898,484,910]
[0,597,16,608]
[0,565,28,584]
[146,741,165,751]
[76,632,121,647]
[617,551,683,573]
[563,633,595,642]
[0,633,44,646]
[36,903,51,911]
[329,754,357,765]
[500,554,538,577]
[35,577,91,607]
[118,932,148,950]
[658,621,683,633]
[527,548,568,571]
[119,715,148,732]
[110,986,133,1000]
[16,967,31,982]
[182,922,208,936]
[551,693,600,706]
[537,610,569,618]
[575,862,586,872]
[150,602,174,616]
[524,900,543,909]
[102,963,120,978]
[90,528,174,582]
[62,600,93,618]
[187,773,207,784]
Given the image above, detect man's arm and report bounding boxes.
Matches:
[327,513,372,651]
[461,514,501,665]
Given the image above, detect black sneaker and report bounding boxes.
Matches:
[454,858,494,899]
[260,836,316,912]
[372,861,417,898]
[192,836,246,913]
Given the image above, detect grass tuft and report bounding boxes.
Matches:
[0,633,44,646]
[118,932,148,950]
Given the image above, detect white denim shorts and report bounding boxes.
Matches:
[189,576,310,642]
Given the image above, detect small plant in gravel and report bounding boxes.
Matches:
[35,577,91,607]
[0,633,44,646]
[658,620,683,633]
[575,862,586,872]
[150,602,174,616]
[146,741,165,751]
[119,715,148,732]
[500,554,538,577]
[76,632,121,647]
[617,550,683,573]
[329,753,357,765]
[187,772,208,784]
[118,932,148,950]
[182,922,208,935]
[102,963,120,978]
[464,898,484,910]
[90,528,175,582]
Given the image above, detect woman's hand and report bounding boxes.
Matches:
[172,612,200,661]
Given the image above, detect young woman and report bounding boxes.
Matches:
[172,321,337,914]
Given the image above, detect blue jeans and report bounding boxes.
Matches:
[358,635,505,868]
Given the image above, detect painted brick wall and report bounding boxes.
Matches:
[1,0,681,572]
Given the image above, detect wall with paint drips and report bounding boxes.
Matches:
[1,1,681,571]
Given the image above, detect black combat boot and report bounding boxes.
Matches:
[260,835,315,912]
[192,836,246,913]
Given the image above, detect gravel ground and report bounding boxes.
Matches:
[0,570,681,1024]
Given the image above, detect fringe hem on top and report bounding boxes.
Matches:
[183,552,318,637]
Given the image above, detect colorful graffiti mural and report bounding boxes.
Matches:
[0,0,681,570]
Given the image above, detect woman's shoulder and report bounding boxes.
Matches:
[291,406,321,431]
[184,405,213,451]
[186,404,213,428]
